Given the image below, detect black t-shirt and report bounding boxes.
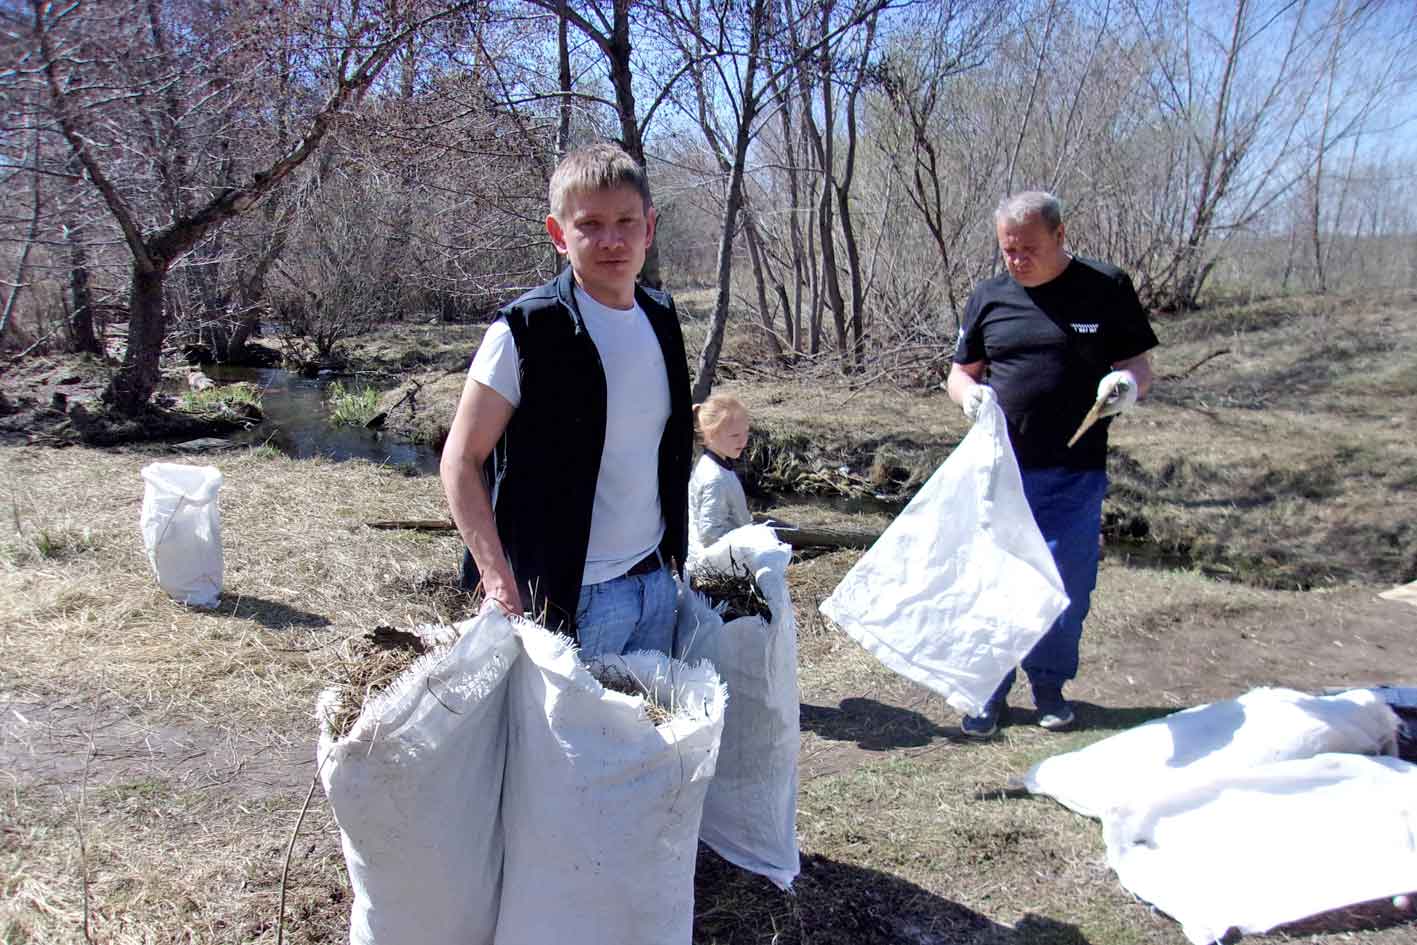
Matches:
[954,257,1158,470]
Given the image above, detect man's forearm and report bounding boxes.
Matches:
[442,457,519,609]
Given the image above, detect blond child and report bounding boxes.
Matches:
[688,393,752,563]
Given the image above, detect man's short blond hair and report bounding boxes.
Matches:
[548,142,653,219]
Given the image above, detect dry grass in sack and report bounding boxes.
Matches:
[690,555,773,622]
[590,662,675,725]
[323,625,450,739]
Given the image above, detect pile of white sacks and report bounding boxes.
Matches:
[1022,686,1417,943]
[315,524,799,945]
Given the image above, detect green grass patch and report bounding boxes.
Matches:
[179,382,260,414]
[2,524,97,565]
[326,380,380,426]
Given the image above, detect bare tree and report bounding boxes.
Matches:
[0,123,43,344]
[665,0,774,401]
[24,0,472,413]
[874,1,1003,326]
[1298,0,1416,293]
[1126,0,1320,308]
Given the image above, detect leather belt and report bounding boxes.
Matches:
[624,550,663,578]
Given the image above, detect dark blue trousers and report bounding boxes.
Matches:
[991,466,1108,703]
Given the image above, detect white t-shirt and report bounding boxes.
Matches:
[469,286,671,585]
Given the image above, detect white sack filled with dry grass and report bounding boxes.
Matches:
[678,523,800,889]
[317,610,519,945]
[139,462,224,607]
[495,619,726,945]
[820,398,1067,716]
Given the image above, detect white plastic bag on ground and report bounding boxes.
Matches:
[317,611,519,945]
[819,399,1067,716]
[678,523,800,889]
[495,619,727,945]
[140,462,223,607]
[1023,687,1400,819]
[1105,753,1417,944]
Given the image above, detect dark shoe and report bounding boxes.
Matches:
[961,701,1008,739]
[1033,685,1075,731]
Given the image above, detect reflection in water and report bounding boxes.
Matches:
[207,365,441,475]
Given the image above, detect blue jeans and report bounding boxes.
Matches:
[574,565,677,660]
[991,467,1108,702]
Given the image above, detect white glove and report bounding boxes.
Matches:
[1096,370,1138,418]
[962,385,997,422]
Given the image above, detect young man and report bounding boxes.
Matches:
[947,191,1158,737]
[440,142,692,659]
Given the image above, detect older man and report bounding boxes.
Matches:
[946,191,1158,738]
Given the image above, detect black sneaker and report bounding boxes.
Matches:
[1033,685,1075,731]
[961,701,1007,739]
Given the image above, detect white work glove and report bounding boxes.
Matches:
[962,385,997,423]
[1096,370,1138,418]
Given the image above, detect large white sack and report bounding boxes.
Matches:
[1024,687,1399,819]
[1105,753,1417,944]
[139,462,223,607]
[495,620,727,945]
[678,523,800,889]
[317,611,519,945]
[819,399,1067,716]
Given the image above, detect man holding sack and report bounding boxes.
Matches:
[947,191,1158,737]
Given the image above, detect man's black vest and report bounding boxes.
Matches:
[460,267,693,637]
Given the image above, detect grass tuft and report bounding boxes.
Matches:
[179,381,261,414]
[326,381,381,427]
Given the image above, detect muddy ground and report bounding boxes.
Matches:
[1,290,1415,944]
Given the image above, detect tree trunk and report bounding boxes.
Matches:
[692,120,754,403]
[557,0,572,157]
[106,264,167,413]
[606,3,662,288]
[742,209,785,361]
[833,10,876,372]
[65,221,101,356]
[690,0,766,402]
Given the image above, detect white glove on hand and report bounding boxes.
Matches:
[1096,370,1138,418]
[962,385,997,423]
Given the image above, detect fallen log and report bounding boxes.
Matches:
[366,519,454,532]
[763,522,882,550]
[364,517,885,551]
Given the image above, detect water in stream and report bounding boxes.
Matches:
[206,365,441,474]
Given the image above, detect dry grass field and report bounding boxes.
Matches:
[2,290,1415,944]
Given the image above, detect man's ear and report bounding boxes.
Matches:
[546,214,569,256]
[644,206,658,250]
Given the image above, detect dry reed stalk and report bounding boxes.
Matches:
[690,556,772,622]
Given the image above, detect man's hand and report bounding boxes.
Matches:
[479,566,523,617]
[1096,370,1138,418]
[962,384,997,423]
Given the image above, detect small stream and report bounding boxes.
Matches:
[207,365,441,475]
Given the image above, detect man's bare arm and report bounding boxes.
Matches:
[440,374,520,614]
